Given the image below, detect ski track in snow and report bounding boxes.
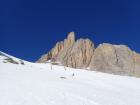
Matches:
[0,54,140,105]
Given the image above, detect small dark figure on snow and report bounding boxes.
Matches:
[72,73,75,77]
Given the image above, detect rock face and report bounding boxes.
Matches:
[37,32,140,77]
[37,41,64,63]
[89,43,140,76]
[61,38,94,68]
[37,32,95,69]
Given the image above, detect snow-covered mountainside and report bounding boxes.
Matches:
[0,51,140,105]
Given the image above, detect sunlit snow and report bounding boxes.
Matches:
[0,52,140,105]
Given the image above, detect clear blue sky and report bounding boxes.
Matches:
[0,0,140,61]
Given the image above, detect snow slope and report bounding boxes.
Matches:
[0,52,140,105]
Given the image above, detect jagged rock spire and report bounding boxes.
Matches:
[67,31,75,43]
[37,32,95,68]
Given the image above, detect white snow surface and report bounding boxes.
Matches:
[0,52,140,105]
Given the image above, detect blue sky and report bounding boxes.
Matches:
[0,0,140,61]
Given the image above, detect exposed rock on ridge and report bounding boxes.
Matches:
[37,32,95,69]
[37,32,140,77]
[61,38,94,68]
[89,43,140,76]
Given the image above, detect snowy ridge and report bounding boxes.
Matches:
[0,51,30,65]
[0,51,21,61]
[0,51,140,105]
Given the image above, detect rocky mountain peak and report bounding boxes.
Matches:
[37,32,140,77]
[67,32,75,43]
[37,32,95,68]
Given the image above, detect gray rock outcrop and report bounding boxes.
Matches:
[89,43,140,76]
